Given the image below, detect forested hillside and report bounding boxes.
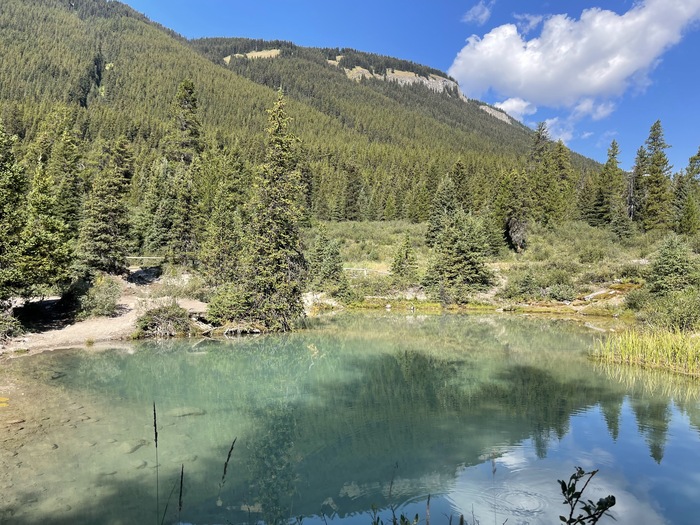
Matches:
[1,0,698,336]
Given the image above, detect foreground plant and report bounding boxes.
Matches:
[559,467,615,524]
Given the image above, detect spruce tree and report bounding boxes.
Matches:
[391,233,418,285]
[673,148,700,235]
[423,208,493,304]
[165,78,203,165]
[200,153,248,285]
[0,121,28,300]
[47,130,83,241]
[639,121,673,232]
[17,164,71,295]
[76,137,132,274]
[209,92,307,331]
[426,175,458,247]
[627,146,647,221]
[308,224,348,297]
[588,140,626,226]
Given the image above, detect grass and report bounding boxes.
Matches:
[593,329,700,377]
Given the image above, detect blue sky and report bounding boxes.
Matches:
[124,0,700,172]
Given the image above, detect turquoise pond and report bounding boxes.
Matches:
[1,313,700,525]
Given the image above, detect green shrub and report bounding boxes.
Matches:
[135,303,191,338]
[500,270,542,300]
[76,273,121,319]
[207,283,255,326]
[638,289,700,332]
[0,312,22,341]
[624,287,652,311]
[546,284,576,302]
[647,235,700,295]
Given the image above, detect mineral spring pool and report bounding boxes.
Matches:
[2,313,700,525]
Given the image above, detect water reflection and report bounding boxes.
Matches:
[1,313,700,525]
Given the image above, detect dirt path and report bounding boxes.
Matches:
[1,275,207,357]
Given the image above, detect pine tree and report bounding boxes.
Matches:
[423,208,493,304]
[209,92,307,331]
[674,147,700,235]
[16,164,71,295]
[546,140,576,223]
[639,121,673,232]
[0,121,28,300]
[588,140,626,226]
[49,129,84,241]
[627,146,647,221]
[165,79,203,165]
[76,137,132,275]
[200,154,248,285]
[167,160,201,266]
[308,224,348,297]
[391,233,418,285]
[426,175,458,247]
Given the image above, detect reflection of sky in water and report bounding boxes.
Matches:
[4,314,700,525]
[446,397,700,525]
[305,399,699,525]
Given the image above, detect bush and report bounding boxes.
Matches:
[0,312,22,341]
[638,289,700,332]
[546,284,576,302]
[76,273,122,319]
[624,287,652,311]
[135,302,191,338]
[647,235,700,295]
[500,270,543,300]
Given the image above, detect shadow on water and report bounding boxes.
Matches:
[2,313,700,524]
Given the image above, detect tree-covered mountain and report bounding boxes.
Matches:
[4,0,697,335]
[0,0,598,225]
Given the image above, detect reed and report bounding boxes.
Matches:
[178,464,184,524]
[593,329,700,377]
[153,402,159,525]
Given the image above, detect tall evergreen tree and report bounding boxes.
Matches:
[627,146,648,221]
[17,164,71,295]
[391,232,418,285]
[639,120,673,231]
[209,92,307,331]
[426,175,458,247]
[76,137,133,274]
[423,208,493,304]
[0,121,28,300]
[588,140,626,226]
[200,153,248,285]
[49,129,84,241]
[674,147,700,235]
[165,79,203,165]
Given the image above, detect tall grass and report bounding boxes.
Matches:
[593,329,700,377]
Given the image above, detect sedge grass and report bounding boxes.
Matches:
[593,329,700,377]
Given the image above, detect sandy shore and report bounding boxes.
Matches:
[0,276,207,357]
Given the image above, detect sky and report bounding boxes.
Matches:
[123,0,700,172]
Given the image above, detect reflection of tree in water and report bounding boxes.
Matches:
[15,314,700,523]
[246,404,298,525]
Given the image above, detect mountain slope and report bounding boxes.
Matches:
[0,0,598,224]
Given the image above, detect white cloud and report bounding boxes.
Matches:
[513,13,543,34]
[581,131,594,140]
[449,0,700,111]
[462,1,495,26]
[494,97,537,121]
[573,98,616,120]
[545,117,574,143]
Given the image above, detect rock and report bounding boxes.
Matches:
[165,407,206,417]
[119,439,149,454]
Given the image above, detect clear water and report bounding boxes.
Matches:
[2,313,700,525]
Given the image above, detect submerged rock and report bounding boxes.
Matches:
[165,407,207,417]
